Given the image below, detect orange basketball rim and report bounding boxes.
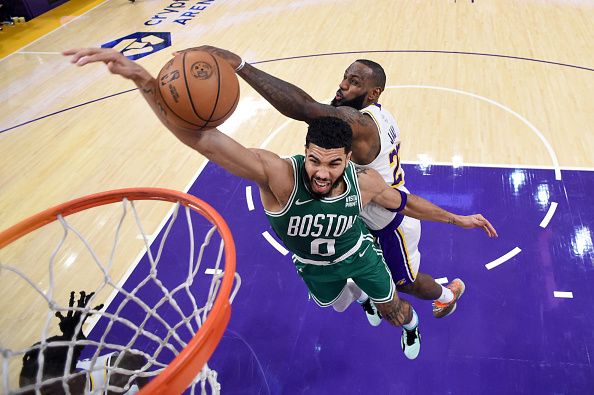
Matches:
[0,188,236,395]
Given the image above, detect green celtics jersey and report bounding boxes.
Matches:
[265,155,371,265]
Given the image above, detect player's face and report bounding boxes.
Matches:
[304,144,351,198]
[331,62,375,109]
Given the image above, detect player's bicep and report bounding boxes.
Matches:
[249,149,292,188]
[184,129,269,184]
[358,168,402,210]
[301,100,342,120]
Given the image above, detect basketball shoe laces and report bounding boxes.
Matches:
[403,327,419,346]
[361,298,382,318]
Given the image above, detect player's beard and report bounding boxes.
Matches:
[331,92,367,110]
[306,170,345,199]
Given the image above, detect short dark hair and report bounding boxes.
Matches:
[356,59,386,89]
[306,117,352,152]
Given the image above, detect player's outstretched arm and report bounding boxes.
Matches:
[177,45,344,123]
[401,194,498,237]
[62,47,181,136]
[176,46,378,145]
[357,168,498,237]
[63,48,290,190]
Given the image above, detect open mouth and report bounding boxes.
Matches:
[312,178,330,193]
[335,90,343,101]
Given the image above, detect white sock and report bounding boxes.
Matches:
[436,285,454,303]
[402,308,418,330]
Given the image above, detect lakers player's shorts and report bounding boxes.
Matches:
[370,214,421,286]
[293,239,395,306]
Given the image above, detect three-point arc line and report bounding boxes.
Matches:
[262,231,289,256]
[485,247,522,270]
[240,86,565,291]
[540,202,558,228]
[245,186,255,211]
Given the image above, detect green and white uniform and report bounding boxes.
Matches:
[265,155,395,306]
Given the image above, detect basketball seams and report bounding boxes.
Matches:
[157,51,239,130]
[206,57,240,122]
[182,51,209,127]
[206,53,223,124]
[157,78,203,128]
[209,87,240,122]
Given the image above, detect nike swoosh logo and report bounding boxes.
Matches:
[358,244,371,257]
[295,198,314,206]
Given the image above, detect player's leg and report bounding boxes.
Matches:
[108,351,149,392]
[351,242,421,359]
[294,257,380,326]
[294,259,351,309]
[375,215,464,317]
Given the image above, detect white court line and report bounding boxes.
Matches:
[205,268,223,275]
[259,119,293,149]
[553,291,573,298]
[485,247,522,270]
[434,277,449,285]
[258,97,332,149]
[540,202,558,228]
[389,85,562,181]
[245,186,255,211]
[262,231,289,256]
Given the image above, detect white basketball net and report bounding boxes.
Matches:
[0,198,241,394]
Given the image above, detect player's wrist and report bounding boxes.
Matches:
[134,69,155,90]
[235,58,246,72]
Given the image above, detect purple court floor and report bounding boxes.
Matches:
[90,162,594,394]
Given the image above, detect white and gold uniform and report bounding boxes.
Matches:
[76,352,140,394]
[355,103,421,285]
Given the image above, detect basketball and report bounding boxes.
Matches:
[156,50,240,130]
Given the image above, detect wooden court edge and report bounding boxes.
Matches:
[0,0,107,58]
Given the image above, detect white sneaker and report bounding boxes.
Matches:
[360,298,382,327]
[401,326,421,360]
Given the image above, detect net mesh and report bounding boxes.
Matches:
[0,193,240,394]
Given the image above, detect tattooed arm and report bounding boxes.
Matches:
[179,45,339,122]
[179,46,376,131]
[63,47,206,149]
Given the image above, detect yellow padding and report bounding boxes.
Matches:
[0,0,107,58]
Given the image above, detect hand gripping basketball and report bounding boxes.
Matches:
[156,50,240,130]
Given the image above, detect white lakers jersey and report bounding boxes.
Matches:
[356,103,406,230]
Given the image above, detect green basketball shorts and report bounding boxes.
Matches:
[293,240,395,306]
